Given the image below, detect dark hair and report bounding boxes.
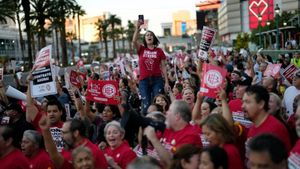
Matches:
[201,146,228,169]
[202,100,217,113]
[47,99,64,112]
[170,144,201,169]
[70,119,87,138]
[143,31,160,48]
[249,134,288,164]
[1,126,19,147]
[245,85,269,111]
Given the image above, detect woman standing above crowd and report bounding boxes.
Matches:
[132,20,170,115]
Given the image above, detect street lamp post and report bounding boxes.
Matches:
[258,14,262,48]
[275,4,280,50]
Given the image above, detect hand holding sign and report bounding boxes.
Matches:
[200,63,227,99]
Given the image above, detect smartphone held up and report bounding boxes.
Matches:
[138,15,144,24]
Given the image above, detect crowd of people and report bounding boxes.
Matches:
[1,21,300,169]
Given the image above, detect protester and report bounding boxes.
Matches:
[169,144,201,169]
[103,121,137,169]
[21,130,53,169]
[72,146,95,169]
[243,85,292,155]
[144,100,202,167]
[39,118,108,169]
[283,70,300,117]
[132,20,170,115]
[127,156,162,169]
[248,134,288,169]
[0,126,30,169]
[201,114,243,169]
[199,146,228,169]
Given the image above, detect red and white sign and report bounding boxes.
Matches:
[32,45,51,70]
[264,64,281,78]
[86,79,120,105]
[200,63,227,98]
[249,0,274,29]
[198,26,217,60]
[70,70,82,88]
[282,64,298,84]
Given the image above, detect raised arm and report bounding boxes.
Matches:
[217,89,234,126]
[132,21,142,51]
[39,115,65,169]
[161,60,170,92]
[144,126,172,168]
[192,91,203,124]
[25,73,39,123]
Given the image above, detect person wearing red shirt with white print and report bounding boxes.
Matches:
[242,85,291,163]
[289,101,300,168]
[26,81,65,152]
[144,100,202,168]
[103,121,137,169]
[21,130,54,169]
[40,117,108,169]
[0,126,30,169]
[132,20,170,115]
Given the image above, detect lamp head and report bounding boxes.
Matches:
[275,4,280,14]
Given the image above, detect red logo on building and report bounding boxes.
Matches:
[249,0,274,29]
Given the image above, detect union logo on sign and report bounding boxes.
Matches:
[102,84,116,98]
[249,0,268,19]
[204,70,222,88]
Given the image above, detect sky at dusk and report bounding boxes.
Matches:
[77,0,199,35]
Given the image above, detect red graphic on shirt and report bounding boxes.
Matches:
[144,58,154,71]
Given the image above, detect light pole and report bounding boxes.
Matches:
[258,14,262,48]
[275,4,280,50]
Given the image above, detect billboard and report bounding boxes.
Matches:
[249,0,274,29]
[196,0,221,10]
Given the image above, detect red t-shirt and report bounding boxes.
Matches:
[138,45,166,80]
[26,149,54,169]
[0,149,30,169]
[161,124,202,153]
[62,138,108,169]
[289,139,300,168]
[246,114,291,154]
[223,143,244,169]
[104,141,137,169]
[32,112,64,152]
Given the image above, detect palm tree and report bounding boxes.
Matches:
[126,20,135,56]
[30,0,52,49]
[107,14,121,58]
[21,0,33,69]
[66,32,76,64]
[73,5,86,59]
[95,18,109,59]
[13,0,25,60]
[49,0,78,67]
[0,0,16,24]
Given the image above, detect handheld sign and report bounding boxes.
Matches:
[200,63,227,99]
[198,26,217,60]
[70,70,82,88]
[264,64,282,78]
[86,79,120,105]
[282,64,298,85]
[30,45,57,97]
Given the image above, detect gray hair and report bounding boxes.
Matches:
[127,156,161,169]
[23,130,42,147]
[104,121,125,137]
[72,146,93,161]
[171,100,191,122]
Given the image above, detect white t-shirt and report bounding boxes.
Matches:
[282,86,300,117]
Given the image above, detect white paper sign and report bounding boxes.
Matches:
[30,45,57,97]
